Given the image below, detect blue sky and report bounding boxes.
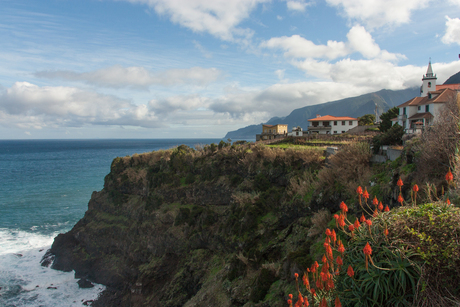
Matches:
[2,0,460,139]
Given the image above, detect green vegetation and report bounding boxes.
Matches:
[379,106,399,132]
[60,99,460,307]
[372,123,404,153]
[358,114,376,126]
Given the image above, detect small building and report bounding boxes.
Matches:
[307,115,358,134]
[393,60,459,133]
[288,126,303,137]
[256,124,288,141]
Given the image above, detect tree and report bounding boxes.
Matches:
[372,123,404,153]
[379,107,399,132]
[358,114,375,126]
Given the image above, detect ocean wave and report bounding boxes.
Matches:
[0,230,105,306]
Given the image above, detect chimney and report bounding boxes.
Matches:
[316,114,321,118]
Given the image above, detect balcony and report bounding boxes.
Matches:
[397,114,407,121]
[308,126,331,131]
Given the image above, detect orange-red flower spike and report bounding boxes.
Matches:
[446,169,454,183]
[363,188,369,200]
[347,265,354,277]
[397,194,404,205]
[372,196,378,206]
[354,218,360,229]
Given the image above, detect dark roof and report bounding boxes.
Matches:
[408,112,433,120]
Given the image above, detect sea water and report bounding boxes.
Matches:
[0,139,223,306]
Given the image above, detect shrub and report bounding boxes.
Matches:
[372,123,404,153]
[184,172,196,184]
[316,142,372,201]
[336,218,420,307]
[413,95,459,184]
[386,202,460,305]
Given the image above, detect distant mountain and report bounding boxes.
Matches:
[225,88,420,140]
[443,71,460,85]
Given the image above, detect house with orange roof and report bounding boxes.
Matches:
[393,61,459,133]
[307,115,358,134]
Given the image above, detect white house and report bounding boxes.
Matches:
[288,126,304,137]
[393,61,458,133]
[307,115,358,134]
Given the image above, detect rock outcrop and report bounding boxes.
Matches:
[43,143,373,306]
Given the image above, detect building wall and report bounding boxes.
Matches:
[431,103,444,120]
[262,124,288,134]
[421,78,436,97]
[330,120,358,134]
[308,119,357,134]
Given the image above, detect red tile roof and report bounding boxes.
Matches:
[436,84,460,91]
[397,88,457,108]
[308,115,358,121]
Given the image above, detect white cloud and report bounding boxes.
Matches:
[261,25,403,61]
[0,82,161,129]
[148,94,211,114]
[261,35,348,60]
[275,69,285,80]
[285,0,313,12]
[34,66,223,89]
[325,0,431,28]
[442,16,460,45]
[207,82,372,118]
[122,0,269,41]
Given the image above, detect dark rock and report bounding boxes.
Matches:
[40,250,55,267]
[78,278,94,289]
[47,286,57,289]
[14,253,23,257]
[82,299,94,306]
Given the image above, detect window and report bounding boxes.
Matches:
[349,121,353,125]
[418,106,421,111]
[333,131,337,134]
[426,105,430,112]
[428,82,431,88]
[403,107,406,115]
[342,121,345,125]
[342,131,345,133]
[334,121,337,126]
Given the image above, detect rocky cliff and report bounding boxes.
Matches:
[44,140,416,306]
[43,143,335,306]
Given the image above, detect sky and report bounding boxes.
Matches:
[2,0,460,139]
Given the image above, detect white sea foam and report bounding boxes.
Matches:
[0,229,105,307]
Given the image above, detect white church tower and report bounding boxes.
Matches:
[420,60,437,97]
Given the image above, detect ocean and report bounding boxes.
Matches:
[0,139,224,307]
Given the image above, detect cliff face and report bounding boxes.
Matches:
[46,144,331,307]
